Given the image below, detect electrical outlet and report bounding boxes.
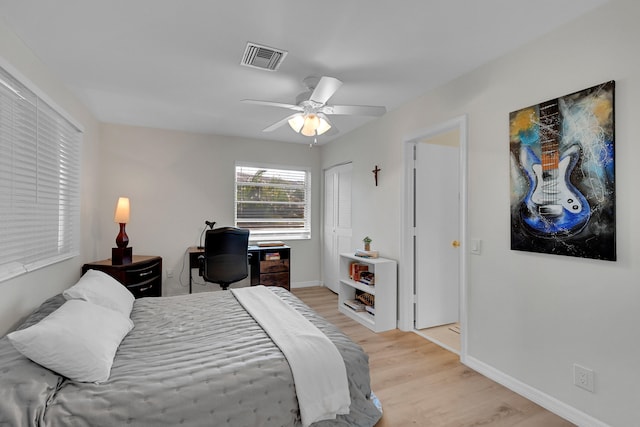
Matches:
[573,364,594,392]
[166,269,174,278]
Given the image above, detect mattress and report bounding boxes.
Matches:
[0,287,382,427]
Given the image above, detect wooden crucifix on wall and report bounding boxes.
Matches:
[372,165,381,186]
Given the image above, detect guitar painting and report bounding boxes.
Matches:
[519,100,590,237]
[510,81,616,261]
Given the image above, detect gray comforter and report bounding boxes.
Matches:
[0,288,381,427]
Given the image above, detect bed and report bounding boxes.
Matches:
[0,282,382,426]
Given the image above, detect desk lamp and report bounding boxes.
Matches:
[198,220,216,249]
[112,197,132,265]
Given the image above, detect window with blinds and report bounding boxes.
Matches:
[235,163,311,240]
[0,64,82,282]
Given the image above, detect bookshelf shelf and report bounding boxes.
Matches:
[339,277,376,295]
[338,253,397,332]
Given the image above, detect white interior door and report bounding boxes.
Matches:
[415,142,460,329]
[323,163,352,293]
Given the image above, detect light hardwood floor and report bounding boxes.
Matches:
[292,286,575,427]
[417,323,461,354]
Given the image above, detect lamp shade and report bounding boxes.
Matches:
[300,114,320,136]
[113,197,130,223]
[288,115,305,133]
[316,116,331,135]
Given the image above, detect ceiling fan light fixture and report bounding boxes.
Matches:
[288,113,331,137]
[288,114,305,133]
[300,114,320,137]
[316,116,331,135]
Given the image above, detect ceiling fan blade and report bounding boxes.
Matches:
[262,113,301,132]
[242,99,303,111]
[309,76,343,104]
[326,104,387,116]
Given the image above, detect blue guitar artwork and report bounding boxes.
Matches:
[518,100,591,237]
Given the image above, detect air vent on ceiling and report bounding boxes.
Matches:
[240,42,288,71]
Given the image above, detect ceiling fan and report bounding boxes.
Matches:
[242,76,386,138]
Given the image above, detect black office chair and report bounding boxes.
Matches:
[198,227,250,290]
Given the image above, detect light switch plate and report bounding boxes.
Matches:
[470,239,482,255]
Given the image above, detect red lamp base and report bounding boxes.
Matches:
[112,247,133,265]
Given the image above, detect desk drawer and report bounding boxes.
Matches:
[259,272,290,289]
[260,259,289,273]
[125,261,161,284]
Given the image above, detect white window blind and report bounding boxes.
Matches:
[0,65,82,282]
[235,163,311,240]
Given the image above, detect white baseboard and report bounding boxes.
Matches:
[290,280,323,289]
[463,356,608,427]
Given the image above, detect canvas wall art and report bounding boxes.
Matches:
[509,81,615,260]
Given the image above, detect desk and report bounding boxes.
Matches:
[188,245,290,293]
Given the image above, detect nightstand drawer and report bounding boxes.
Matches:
[125,260,161,284]
[126,279,160,298]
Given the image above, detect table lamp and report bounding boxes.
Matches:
[112,197,132,265]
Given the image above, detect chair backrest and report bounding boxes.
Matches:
[203,227,250,288]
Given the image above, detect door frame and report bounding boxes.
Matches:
[399,114,468,362]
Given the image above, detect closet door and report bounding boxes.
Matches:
[323,163,352,293]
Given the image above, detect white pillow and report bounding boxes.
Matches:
[7,299,134,383]
[63,269,134,317]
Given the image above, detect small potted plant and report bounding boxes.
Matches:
[363,236,372,251]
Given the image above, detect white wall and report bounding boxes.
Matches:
[321,0,638,425]
[97,124,322,295]
[0,20,101,335]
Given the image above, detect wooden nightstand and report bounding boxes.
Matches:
[82,255,162,298]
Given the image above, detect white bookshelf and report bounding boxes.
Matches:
[338,253,397,332]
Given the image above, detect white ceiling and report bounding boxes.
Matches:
[0,0,608,144]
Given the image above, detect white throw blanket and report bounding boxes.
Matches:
[232,286,351,426]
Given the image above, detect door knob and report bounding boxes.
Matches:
[451,240,460,248]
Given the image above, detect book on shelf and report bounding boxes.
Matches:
[354,249,379,258]
[343,299,366,312]
[365,305,375,316]
[349,262,369,281]
[264,252,281,260]
[358,271,375,286]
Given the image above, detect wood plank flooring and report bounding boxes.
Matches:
[292,286,575,427]
[417,323,461,354]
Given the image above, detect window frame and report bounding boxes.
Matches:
[235,162,311,241]
[0,60,83,283]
